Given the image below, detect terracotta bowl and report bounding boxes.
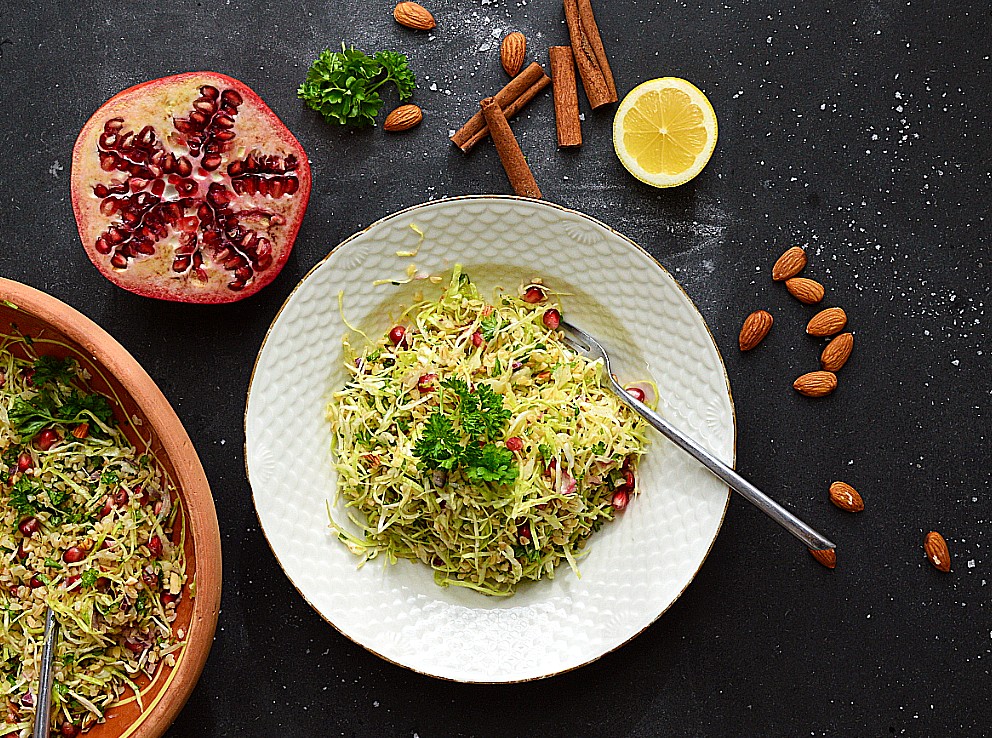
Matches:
[0,278,221,738]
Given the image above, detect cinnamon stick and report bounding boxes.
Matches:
[549,46,582,147]
[563,0,618,108]
[479,97,541,199]
[451,62,551,153]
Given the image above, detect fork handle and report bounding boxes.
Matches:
[615,385,835,551]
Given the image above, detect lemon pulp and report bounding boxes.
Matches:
[613,78,718,188]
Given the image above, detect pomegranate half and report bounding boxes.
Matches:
[71,72,311,303]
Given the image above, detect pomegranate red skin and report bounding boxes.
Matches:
[71,72,311,304]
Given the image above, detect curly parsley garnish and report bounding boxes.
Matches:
[413,379,518,485]
[298,45,416,127]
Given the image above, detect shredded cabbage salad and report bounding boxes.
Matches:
[326,267,650,596]
[0,337,187,736]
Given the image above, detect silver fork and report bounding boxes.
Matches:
[33,607,59,738]
[560,321,835,552]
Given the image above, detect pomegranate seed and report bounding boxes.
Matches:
[148,536,163,557]
[222,88,243,107]
[142,569,159,589]
[471,331,484,347]
[125,640,145,654]
[60,723,80,738]
[63,546,86,564]
[64,575,81,590]
[522,286,545,304]
[17,452,32,471]
[154,500,164,516]
[36,428,60,450]
[505,437,524,452]
[542,309,561,330]
[71,423,89,439]
[625,387,646,403]
[623,470,635,490]
[29,576,44,589]
[388,325,407,346]
[96,577,111,591]
[611,489,630,511]
[100,495,115,518]
[18,517,40,537]
[517,523,531,543]
[114,487,130,507]
[162,592,179,606]
[417,373,438,392]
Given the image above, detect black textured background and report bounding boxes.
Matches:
[1,1,989,736]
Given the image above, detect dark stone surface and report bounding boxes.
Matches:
[0,1,989,736]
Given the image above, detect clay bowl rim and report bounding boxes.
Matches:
[0,277,222,738]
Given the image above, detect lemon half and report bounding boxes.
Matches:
[613,78,718,188]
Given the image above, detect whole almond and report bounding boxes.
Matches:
[829,481,864,512]
[924,531,951,572]
[383,104,424,132]
[821,332,854,372]
[393,1,436,30]
[772,246,807,281]
[809,548,837,569]
[500,32,526,76]
[785,277,825,305]
[806,307,847,337]
[793,370,837,397]
[739,310,773,351]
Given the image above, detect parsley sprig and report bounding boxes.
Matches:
[7,356,114,439]
[413,379,518,485]
[299,45,416,127]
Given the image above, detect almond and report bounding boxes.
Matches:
[772,246,807,281]
[738,310,773,351]
[383,104,424,132]
[793,370,837,397]
[785,277,825,305]
[829,481,864,512]
[393,1,435,30]
[821,332,854,372]
[500,32,526,76]
[809,548,836,569]
[806,307,847,337]
[924,531,951,572]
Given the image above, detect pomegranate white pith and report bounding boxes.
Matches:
[71,72,311,303]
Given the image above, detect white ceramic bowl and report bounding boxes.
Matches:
[245,196,733,682]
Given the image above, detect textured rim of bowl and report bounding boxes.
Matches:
[244,195,735,683]
[0,277,222,735]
